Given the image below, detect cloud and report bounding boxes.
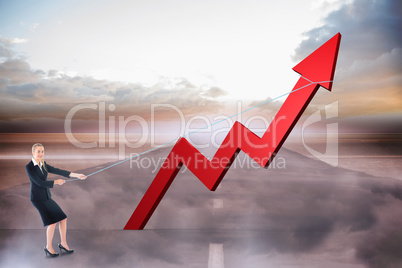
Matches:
[29,22,40,32]
[0,59,44,84]
[200,86,227,99]
[0,36,27,59]
[0,37,226,131]
[371,184,402,201]
[248,97,284,115]
[292,0,402,116]
[294,0,401,64]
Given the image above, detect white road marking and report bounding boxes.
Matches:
[208,243,224,268]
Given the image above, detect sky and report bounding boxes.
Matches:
[0,0,401,134]
[0,0,337,96]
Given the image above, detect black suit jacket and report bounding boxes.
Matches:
[26,161,71,201]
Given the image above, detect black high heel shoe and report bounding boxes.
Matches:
[44,247,59,257]
[58,243,74,254]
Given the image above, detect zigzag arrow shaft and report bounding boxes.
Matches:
[124,33,341,230]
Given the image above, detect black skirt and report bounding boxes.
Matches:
[32,199,67,227]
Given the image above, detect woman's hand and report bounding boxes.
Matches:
[70,172,87,180]
[55,179,65,185]
[77,174,87,180]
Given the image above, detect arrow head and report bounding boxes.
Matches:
[293,33,341,91]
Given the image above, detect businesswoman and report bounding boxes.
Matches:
[26,143,87,257]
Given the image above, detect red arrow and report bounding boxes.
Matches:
[124,33,341,230]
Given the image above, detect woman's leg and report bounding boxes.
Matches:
[59,218,70,250]
[46,223,57,253]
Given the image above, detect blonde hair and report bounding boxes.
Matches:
[32,143,47,171]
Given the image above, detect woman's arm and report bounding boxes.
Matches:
[46,163,71,178]
[69,172,87,180]
[26,165,54,188]
[45,162,87,180]
[26,164,66,186]
[46,163,87,179]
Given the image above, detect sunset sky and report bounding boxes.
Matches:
[0,0,401,134]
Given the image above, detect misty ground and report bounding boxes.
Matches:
[1,138,402,267]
